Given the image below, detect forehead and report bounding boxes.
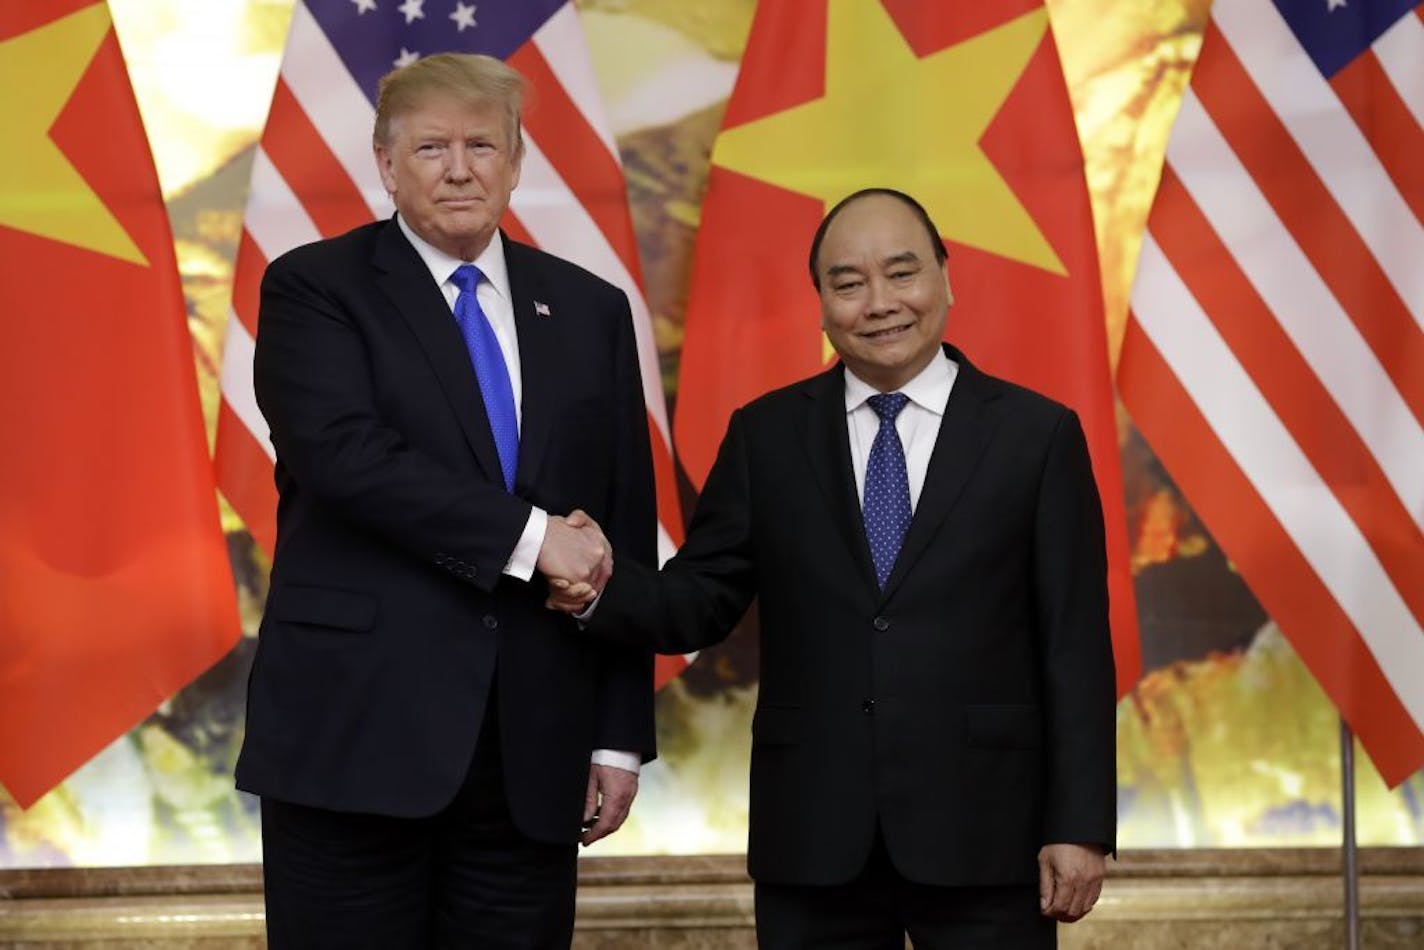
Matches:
[389,94,508,138]
[818,195,936,269]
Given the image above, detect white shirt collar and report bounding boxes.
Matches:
[844,348,957,416]
[396,213,512,304]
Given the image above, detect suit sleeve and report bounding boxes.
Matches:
[1033,409,1118,853]
[589,289,658,758]
[253,253,530,591]
[591,408,759,656]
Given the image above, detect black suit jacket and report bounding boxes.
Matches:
[591,345,1116,886]
[235,218,657,844]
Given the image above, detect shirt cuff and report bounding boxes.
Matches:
[573,588,604,624]
[504,506,547,581]
[591,749,641,774]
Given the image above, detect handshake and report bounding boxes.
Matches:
[535,509,611,615]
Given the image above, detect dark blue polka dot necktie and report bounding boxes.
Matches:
[863,392,912,590]
[450,264,518,491]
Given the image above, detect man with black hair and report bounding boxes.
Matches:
[553,188,1116,948]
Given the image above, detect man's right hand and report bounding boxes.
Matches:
[537,509,611,607]
[1038,843,1106,922]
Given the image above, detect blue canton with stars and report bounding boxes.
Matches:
[863,393,913,591]
[306,0,565,106]
[1271,0,1420,78]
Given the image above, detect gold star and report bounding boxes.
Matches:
[713,0,1065,277]
[0,4,147,265]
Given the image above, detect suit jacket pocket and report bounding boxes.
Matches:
[964,704,1042,750]
[752,704,801,746]
[266,584,378,632]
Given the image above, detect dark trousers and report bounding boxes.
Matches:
[259,701,577,949]
[755,828,1054,950]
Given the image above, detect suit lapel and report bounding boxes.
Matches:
[880,346,1001,602]
[504,239,556,495]
[800,364,881,600]
[371,219,503,484]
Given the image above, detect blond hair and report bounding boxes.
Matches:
[373,53,525,150]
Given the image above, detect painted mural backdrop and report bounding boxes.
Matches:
[1,0,1420,867]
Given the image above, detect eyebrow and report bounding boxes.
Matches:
[882,251,921,268]
[824,251,921,280]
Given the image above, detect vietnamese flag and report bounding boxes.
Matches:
[0,1,240,807]
[676,0,1141,695]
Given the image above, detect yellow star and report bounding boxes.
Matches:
[713,0,1065,278]
[0,4,148,265]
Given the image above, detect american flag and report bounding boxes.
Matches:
[1120,0,1424,785]
[215,0,689,681]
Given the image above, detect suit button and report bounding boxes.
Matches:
[872,616,889,632]
[861,699,875,714]
[483,614,498,630]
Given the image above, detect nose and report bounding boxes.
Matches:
[864,275,898,317]
[445,144,474,182]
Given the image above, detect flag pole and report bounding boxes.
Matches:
[1339,718,1360,950]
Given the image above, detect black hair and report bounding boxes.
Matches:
[807,188,948,288]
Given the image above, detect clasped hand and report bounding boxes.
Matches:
[537,509,611,612]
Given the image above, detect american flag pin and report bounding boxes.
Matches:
[534,301,551,317]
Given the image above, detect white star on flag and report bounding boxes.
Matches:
[1327,0,1348,10]
[393,46,420,68]
[397,0,424,24]
[450,3,477,32]
[351,0,377,13]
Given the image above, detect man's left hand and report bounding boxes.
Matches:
[1037,842,1106,922]
[581,764,638,846]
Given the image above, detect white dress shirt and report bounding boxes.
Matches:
[844,350,959,511]
[397,215,547,580]
[398,217,638,775]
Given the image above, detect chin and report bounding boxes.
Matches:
[442,225,493,248]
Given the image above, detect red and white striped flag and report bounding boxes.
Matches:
[215,0,688,683]
[1121,0,1424,784]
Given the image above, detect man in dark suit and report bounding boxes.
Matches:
[553,189,1116,948]
[234,53,657,949]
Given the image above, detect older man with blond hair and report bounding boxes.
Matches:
[235,53,658,948]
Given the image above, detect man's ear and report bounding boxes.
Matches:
[509,136,524,191]
[374,143,397,195]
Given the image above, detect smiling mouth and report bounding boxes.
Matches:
[859,324,913,340]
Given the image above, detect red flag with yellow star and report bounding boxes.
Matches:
[0,1,239,808]
[676,0,1140,696]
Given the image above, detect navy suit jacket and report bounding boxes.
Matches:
[236,218,657,844]
[590,345,1116,885]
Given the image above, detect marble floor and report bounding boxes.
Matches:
[1,849,1420,948]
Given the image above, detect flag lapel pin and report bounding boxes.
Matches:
[534,300,551,317]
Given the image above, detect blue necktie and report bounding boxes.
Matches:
[450,264,518,491]
[863,392,912,590]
